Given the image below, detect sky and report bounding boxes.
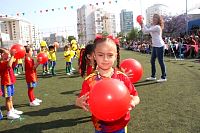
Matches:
[0,0,199,37]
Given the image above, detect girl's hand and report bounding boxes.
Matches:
[76,92,89,112]
[128,95,140,111]
[128,95,135,111]
[121,68,134,79]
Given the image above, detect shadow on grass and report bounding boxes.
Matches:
[24,104,78,116]
[2,116,91,133]
[16,76,25,80]
[1,104,28,111]
[134,81,158,87]
[58,74,80,79]
[60,89,80,95]
[135,80,152,84]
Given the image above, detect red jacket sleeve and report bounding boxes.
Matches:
[79,80,90,97]
[123,76,138,96]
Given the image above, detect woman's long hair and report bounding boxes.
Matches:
[153,14,164,29]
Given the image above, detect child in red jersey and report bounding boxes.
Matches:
[79,44,95,77]
[76,36,140,133]
[24,46,42,106]
[0,48,23,120]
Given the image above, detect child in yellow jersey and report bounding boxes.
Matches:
[48,45,56,76]
[40,46,50,75]
[13,58,19,76]
[64,45,72,75]
[70,48,76,72]
[17,58,23,74]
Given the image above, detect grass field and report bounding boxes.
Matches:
[0,49,200,133]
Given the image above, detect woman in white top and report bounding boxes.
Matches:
[141,14,167,82]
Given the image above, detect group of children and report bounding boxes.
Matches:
[0,46,42,120]
[0,36,140,133]
[0,40,79,120]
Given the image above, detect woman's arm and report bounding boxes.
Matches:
[142,24,160,34]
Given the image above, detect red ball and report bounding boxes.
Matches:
[37,52,48,64]
[120,59,143,83]
[10,44,26,59]
[136,15,143,25]
[88,78,131,121]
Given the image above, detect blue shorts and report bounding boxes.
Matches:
[95,126,127,133]
[27,82,37,88]
[43,62,48,67]
[1,85,15,98]
[66,62,71,66]
[51,61,56,67]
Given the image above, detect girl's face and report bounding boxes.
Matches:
[28,48,33,57]
[94,40,117,71]
[41,46,46,51]
[65,47,69,51]
[1,53,10,60]
[153,16,159,25]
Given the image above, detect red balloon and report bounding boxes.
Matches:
[88,78,131,121]
[37,52,48,64]
[10,44,26,59]
[136,15,143,25]
[120,59,143,83]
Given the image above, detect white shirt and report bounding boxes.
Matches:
[142,25,165,47]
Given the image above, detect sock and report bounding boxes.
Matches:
[28,88,35,102]
[66,67,69,73]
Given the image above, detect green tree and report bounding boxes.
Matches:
[127,28,139,41]
[68,36,76,43]
[102,31,109,36]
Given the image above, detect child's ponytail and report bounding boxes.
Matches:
[79,44,95,77]
[116,44,120,69]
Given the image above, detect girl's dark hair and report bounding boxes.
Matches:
[48,45,55,50]
[64,45,69,51]
[79,44,95,77]
[24,46,31,53]
[93,37,120,69]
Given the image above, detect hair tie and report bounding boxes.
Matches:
[95,34,119,45]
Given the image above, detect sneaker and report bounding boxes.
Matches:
[157,78,167,82]
[30,100,40,106]
[66,73,71,76]
[146,77,156,81]
[14,73,18,76]
[12,108,23,115]
[70,72,74,75]
[18,72,21,74]
[35,98,42,103]
[72,68,76,71]
[7,111,20,120]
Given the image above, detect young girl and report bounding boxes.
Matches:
[0,48,23,119]
[24,46,42,106]
[79,44,95,77]
[76,36,140,133]
[48,45,57,76]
